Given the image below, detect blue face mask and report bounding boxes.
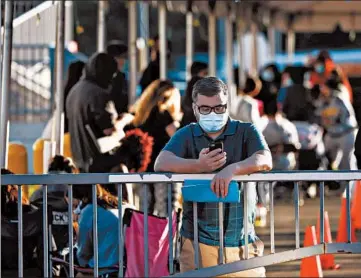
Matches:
[198,112,228,133]
[315,64,325,74]
[262,70,275,82]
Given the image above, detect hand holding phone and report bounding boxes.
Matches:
[209,141,224,152]
[198,141,226,172]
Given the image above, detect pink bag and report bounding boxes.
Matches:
[124,209,178,277]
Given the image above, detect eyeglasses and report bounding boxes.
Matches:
[196,104,227,115]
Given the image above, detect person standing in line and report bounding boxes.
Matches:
[155,77,272,277]
[139,35,172,93]
[107,40,129,115]
[180,62,208,127]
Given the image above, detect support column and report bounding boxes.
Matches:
[287,29,295,64]
[237,19,246,89]
[0,1,14,168]
[138,1,149,68]
[54,1,66,155]
[128,1,137,105]
[268,25,276,61]
[158,1,167,80]
[65,1,74,45]
[186,0,193,82]
[225,10,234,89]
[208,8,217,76]
[97,0,107,52]
[250,21,258,76]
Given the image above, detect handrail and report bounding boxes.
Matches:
[3,171,360,278]
[2,170,361,185]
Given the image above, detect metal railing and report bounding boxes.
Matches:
[2,171,361,277]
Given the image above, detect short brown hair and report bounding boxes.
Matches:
[192,77,228,102]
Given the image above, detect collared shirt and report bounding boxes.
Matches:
[162,118,269,247]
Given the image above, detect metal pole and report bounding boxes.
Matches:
[97,0,106,52]
[268,25,276,61]
[65,1,74,45]
[186,3,193,82]
[250,21,258,76]
[0,1,14,169]
[287,28,295,64]
[225,11,234,90]
[0,0,3,88]
[128,0,137,105]
[54,0,65,155]
[208,11,216,76]
[158,1,167,80]
[138,1,149,66]
[237,19,246,89]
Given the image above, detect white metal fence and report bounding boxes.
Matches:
[2,171,361,277]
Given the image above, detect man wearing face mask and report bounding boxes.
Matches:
[312,51,353,103]
[155,77,272,276]
[257,64,281,105]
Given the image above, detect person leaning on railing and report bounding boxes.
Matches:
[155,77,273,277]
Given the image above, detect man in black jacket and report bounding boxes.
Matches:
[66,52,119,172]
[107,40,129,114]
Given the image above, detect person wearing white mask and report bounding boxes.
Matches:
[155,77,272,277]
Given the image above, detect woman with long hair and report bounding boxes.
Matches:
[127,80,182,216]
[129,79,181,172]
[64,61,86,133]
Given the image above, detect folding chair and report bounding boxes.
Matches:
[123,208,181,277]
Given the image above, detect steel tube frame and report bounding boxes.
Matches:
[225,9,234,106]
[0,1,14,169]
[186,9,193,82]
[208,11,216,76]
[158,1,167,80]
[287,28,295,64]
[54,0,65,155]
[237,19,246,89]
[97,0,106,52]
[128,1,137,105]
[138,1,149,66]
[268,25,276,61]
[250,21,258,76]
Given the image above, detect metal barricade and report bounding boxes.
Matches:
[2,171,361,277]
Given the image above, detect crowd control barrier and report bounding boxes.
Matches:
[2,171,361,277]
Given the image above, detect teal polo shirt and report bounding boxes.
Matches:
[162,118,270,247]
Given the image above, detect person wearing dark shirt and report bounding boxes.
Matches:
[107,40,129,115]
[181,76,203,127]
[282,67,316,122]
[64,61,85,133]
[66,52,120,172]
[190,61,208,78]
[42,61,85,138]
[256,63,281,105]
[128,79,181,172]
[180,62,208,127]
[127,79,182,216]
[139,36,172,92]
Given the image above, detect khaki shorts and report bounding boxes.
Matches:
[180,237,266,277]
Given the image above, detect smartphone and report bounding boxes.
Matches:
[209,141,223,152]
